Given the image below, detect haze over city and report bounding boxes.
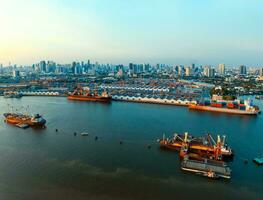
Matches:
[0,0,263,66]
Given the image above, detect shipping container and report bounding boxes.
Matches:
[240,106,246,110]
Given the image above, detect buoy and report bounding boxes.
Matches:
[244,159,248,164]
[55,129,58,132]
[147,145,151,149]
[119,140,123,145]
[95,136,98,140]
[74,132,77,136]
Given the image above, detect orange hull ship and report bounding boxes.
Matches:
[68,95,111,102]
[189,104,259,115]
[159,133,233,160]
[67,87,111,103]
[4,113,46,127]
[189,99,260,115]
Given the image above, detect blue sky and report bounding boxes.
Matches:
[0,0,262,66]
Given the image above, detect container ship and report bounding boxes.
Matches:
[67,87,111,102]
[189,99,260,115]
[4,113,46,128]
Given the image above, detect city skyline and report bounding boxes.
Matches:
[0,0,263,66]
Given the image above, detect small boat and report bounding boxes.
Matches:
[81,132,89,136]
[253,157,263,165]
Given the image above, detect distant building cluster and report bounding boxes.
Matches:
[0,60,262,80]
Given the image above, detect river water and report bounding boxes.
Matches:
[0,96,262,200]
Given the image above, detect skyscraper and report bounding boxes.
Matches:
[204,66,215,77]
[239,65,247,75]
[218,64,225,75]
[185,66,191,76]
[40,61,46,73]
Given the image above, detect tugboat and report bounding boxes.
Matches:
[67,86,111,103]
[3,113,46,128]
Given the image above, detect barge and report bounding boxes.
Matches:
[181,157,231,179]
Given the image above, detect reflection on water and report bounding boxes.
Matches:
[0,96,262,200]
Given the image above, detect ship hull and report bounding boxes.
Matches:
[5,118,46,127]
[189,104,259,115]
[67,95,111,102]
[4,113,46,127]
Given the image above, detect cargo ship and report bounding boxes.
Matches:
[189,99,260,115]
[67,87,111,102]
[158,132,233,160]
[3,113,46,128]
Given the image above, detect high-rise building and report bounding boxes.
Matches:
[204,66,215,77]
[209,68,215,77]
[12,70,20,77]
[260,68,263,76]
[239,65,247,75]
[47,61,56,73]
[218,64,225,75]
[144,64,150,72]
[185,66,191,76]
[178,65,184,76]
[40,61,46,73]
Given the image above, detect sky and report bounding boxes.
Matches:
[0,0,263,66]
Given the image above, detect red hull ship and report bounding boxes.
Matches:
[189,98,260,115]
[68,95,111,102]
[4,113,46,128]
[67,87,111,103]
